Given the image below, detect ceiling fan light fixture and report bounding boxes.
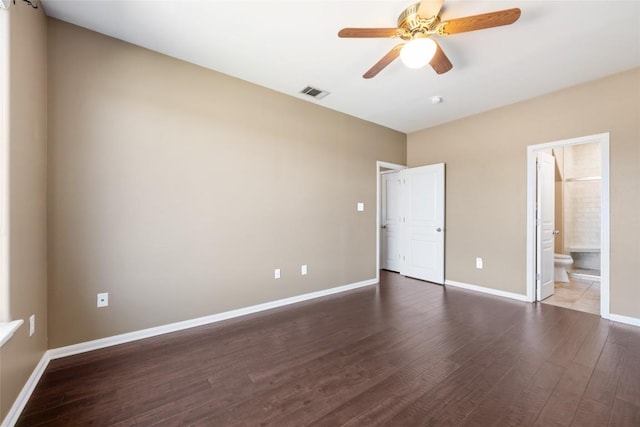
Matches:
[400,37,437,69]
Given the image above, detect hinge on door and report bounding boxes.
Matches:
[536,273,541,280]
[536,161,541,170]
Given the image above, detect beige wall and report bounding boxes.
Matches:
[47,19,406,348]
[0,2,48,422]
[408,68,640,318]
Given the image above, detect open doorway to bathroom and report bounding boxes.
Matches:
[526,133,610,318]
[543,142,602,314]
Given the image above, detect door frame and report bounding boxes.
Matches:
[525,133,610,318]
[376,161,407,283]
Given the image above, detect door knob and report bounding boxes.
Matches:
[436,228,442,232]
[381,225,387,229]
[552,230,560,235]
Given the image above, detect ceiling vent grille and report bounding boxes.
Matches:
[300,85,330,100]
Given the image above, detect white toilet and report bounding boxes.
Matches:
[554,254,573,282]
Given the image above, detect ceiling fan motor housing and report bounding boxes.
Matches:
[398,2,440,39]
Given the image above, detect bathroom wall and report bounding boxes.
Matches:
[562,143,601,259]
[563,142,601,178]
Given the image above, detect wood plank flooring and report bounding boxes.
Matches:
[17,271,640,426]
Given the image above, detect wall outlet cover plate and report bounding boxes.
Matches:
[97,292,109,307]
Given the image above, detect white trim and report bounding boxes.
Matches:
[376,160,406,283]
[0,319,23,348]
[48,278,378,360]
[609,313,640,328]
[445,280,529,302]
[600,137,610,318]
[526,133,610,318]
[1,350,51,427]
[0,3,10,323]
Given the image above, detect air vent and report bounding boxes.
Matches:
[300,85,330,100]
[0,0,10,9]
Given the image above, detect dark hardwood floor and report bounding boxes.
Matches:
[17,271,640,426]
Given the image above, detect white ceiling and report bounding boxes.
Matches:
[40,0,640,134]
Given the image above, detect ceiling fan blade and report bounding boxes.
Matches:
[441,8,521,35]
[338,28,399,38]
[417,0,444,19]
[363,44,404,79]
[429,40,452,74]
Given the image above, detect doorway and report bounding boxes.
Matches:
[376,162,406,283]
[526,133,610,318]
[376,161,446,285]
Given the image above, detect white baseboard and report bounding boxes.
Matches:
[445,280,529,302]
[1,351,51,427]
[609,313,640,327]
[1,278,377,426]
[47,277,377,360]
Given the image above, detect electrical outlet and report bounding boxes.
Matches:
[29,314,35,336]
[274,268,281,279]
[301,265,308,275]
[97,292,109,308]
[476,257,483,269]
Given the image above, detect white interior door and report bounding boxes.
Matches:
[400,163,445,284]
[537,152,555,301]
[381,171,402,272]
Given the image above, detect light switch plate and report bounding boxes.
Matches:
[476,258,483,269]
[357,202,364,212]
[274,268,281,279]
[301,265,308,275]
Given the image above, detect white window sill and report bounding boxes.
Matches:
[0,319,23,348]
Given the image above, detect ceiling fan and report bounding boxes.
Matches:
[338,0,521,78]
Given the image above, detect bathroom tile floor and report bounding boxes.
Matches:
[542,276,600,315]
